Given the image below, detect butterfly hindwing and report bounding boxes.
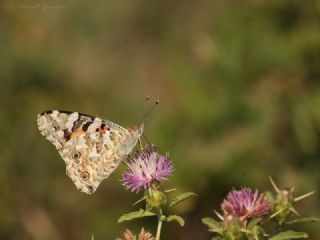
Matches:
[37,110,143,194]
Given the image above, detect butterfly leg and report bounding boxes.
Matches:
[139,138,143,150]
[141,134,153,149]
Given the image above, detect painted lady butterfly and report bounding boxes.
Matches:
[37,110,143,194]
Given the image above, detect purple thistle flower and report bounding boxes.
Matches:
[122,146,174,193]
[221,188,271,220]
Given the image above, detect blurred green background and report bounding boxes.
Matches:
[1,0,320,239]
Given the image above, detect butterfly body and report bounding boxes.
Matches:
[37,110,143,194]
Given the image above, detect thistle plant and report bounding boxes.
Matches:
[202,178,319,240]
[118,145,196,240]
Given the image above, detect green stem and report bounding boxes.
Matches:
[277,223,282,233]
[155,210,163,240]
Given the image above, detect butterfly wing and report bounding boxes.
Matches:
[37,110,143,194]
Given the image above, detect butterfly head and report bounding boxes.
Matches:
[127,123,143,138]
[136,123,144,136]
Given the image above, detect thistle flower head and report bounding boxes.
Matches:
[122,146,174,193]
[221,188,271,220]
[116,228,155,240]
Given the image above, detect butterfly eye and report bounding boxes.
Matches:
[81,171,90,181]
[71,151,81,160]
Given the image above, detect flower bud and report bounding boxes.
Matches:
[145,187,167,209]
[272,188,294,225]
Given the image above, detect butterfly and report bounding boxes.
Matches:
[37,110,143,194]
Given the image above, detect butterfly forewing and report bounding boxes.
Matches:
[37,110,143,194]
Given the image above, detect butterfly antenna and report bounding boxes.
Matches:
[139,97,159,124]
[134,97,159,151]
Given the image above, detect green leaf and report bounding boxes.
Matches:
[269,231,308,240]
[286,217,320,225]
[168,192,197,207]
[247,218,263,230]
[211,237,223,240]
[166,215,185,226]
[117,209,156,223]
[202,217,223,233]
